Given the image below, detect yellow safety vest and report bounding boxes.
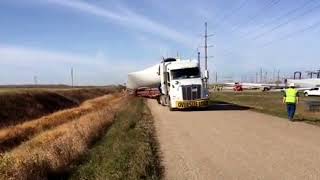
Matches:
[285,88,298,103]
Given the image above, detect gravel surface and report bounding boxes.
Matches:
[148,99,320,180]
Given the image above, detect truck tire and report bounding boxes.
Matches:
[165,96,170,106]
[168,99,174,111]
[156,96,161,104]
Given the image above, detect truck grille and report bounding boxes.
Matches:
[182,85,201,100]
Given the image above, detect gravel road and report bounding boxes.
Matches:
[147,99,320,180]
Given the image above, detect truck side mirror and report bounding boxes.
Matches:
[203,70,209,79]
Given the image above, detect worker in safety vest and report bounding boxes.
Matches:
[283,83,299,121]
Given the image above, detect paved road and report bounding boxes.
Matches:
[147,99,320,180]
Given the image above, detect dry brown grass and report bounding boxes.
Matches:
[0,94,123,152]
[0,87,118,127]
[0,95,126,180]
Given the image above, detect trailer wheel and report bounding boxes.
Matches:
[263,87,270,91]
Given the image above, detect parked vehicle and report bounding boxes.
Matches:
[304,88,320,96]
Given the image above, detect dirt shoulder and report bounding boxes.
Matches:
[148,99,320,180]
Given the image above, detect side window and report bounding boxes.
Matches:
[167,72,170,82]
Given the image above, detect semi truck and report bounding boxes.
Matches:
[127,57,210,110]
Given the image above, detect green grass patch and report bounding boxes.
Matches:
[211,91,320,125]
[69,98,162,180]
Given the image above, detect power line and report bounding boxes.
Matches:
[213,1,320,59]
[213,0,250,31]
[206,0,280,56]
[229,0,281,33]
[242,0,316,38]
[251,2,320,40]
[216,1,311,56]
[262,19,320,47]
[220,17,320,56]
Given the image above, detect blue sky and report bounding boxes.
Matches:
[0,0,320,85]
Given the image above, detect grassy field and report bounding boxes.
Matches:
[0,96,162,180]
[0,94,122,152]
[211,91,320,124]
[70,98,162,180]
[0,87,121,127]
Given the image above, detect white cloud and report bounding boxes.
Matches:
[0,44,140,85]
[43,0,195,47]
[0,45,94,66]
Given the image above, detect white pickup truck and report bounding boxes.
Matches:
[304,88,320,96]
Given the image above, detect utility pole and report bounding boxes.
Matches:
[265,71,268,83]
[273,69,275,82]
[33,76,38,86]
[260,68,263,83]
[71,68,74,88]
[205,22,208,72]
[197,50,201,67]
[215,72,218,83]
[203,22,213,88]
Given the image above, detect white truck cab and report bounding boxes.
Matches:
[304,88,320,96]
[158,58,209,110]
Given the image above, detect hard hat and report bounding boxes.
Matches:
[289,83,295,87]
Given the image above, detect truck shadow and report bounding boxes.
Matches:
[180,101,251,112]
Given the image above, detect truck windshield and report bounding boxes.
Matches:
[171,68,200,80]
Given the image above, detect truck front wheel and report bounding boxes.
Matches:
[160,95,166,106]
[169,100,174,111]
